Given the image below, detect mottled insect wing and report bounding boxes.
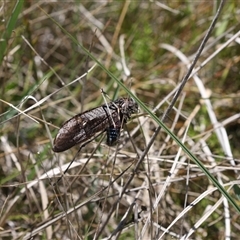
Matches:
[53,103,116,152]
[53,115,89,152]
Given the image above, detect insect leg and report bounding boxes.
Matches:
[100,89,117,128]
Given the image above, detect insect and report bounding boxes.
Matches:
[53,97,138,152]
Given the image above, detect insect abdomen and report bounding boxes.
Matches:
[106,127,121,146]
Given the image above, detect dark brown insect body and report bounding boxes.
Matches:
[53,97,138,152]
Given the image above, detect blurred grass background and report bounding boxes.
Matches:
[0,1,240,239]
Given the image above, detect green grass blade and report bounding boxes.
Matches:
[0,0,24,63]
